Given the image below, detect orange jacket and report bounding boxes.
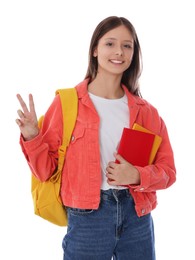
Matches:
[20,78,176,217]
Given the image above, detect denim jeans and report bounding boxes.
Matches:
[62,189,155,260]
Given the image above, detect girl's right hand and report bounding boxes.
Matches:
[16,94,39,141]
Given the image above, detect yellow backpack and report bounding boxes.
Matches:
[31,88,78,226]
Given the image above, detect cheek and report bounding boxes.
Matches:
[97,56,107,68]
[126,52,134,65]
[97,50,109,63]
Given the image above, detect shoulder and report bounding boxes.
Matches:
[46,94,61,114]
[125,89,163,132]
[135,95,159,114]
[42,94,62,130]
[124,87,159,115]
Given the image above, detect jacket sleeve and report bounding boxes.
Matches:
[19,95,63,182]
[129,103,176,192]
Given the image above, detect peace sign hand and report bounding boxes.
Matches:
[16,93,39,141]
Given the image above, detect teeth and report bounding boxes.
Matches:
[110,60,123,64]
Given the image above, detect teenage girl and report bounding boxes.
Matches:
[16,16,176,260]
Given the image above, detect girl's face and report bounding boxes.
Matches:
[94,25,134,77]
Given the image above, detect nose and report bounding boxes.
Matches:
[115,45,123,56]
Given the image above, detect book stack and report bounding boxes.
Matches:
[116,123,162,166]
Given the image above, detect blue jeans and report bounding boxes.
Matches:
[62,189,155,260]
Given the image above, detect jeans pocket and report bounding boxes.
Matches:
[68,207,94,216]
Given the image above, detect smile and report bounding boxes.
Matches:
[110,59,124,64]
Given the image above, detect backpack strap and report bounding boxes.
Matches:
[52,88,78,178]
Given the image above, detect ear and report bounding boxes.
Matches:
[93,48,97,57]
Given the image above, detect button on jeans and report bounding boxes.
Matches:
[62,189,155,260]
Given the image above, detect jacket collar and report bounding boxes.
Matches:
[76,78,145,105]
[75,78,145,128]
[75,78,91,100]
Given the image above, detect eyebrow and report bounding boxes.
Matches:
[104,37,133,43]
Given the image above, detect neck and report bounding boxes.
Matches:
[88,75,124,99]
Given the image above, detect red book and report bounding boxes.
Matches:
[132,123,162,164]
[116,128,155,166]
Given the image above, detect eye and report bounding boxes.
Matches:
[106,42,113,47]
[124,44,132,49]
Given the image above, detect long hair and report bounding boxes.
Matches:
[85,16,142,97]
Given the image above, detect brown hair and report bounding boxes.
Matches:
[85,16,142,96]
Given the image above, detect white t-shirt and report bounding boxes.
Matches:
[88,92,130,190]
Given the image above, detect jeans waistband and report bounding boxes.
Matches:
[101,189,131,201]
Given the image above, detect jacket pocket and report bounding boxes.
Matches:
[70,125,85,144]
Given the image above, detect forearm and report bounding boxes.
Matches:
[20,131,59,182]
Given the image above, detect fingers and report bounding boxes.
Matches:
[16,93,36,114]
[106,163,116,177]
[16,93,37,122]
[17,109,25,119]
[106,172,118,186]
[16,109,25,127]
[29,94,36,114]
[15,118,22,126]
[107,161,116,169]
[16,94,29,114]
[106,171,115,179]
[107,178,118,185]
[114,153,127,163]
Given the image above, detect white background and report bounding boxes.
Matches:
[0,0,194,259]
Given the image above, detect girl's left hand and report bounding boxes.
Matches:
[106,153,140,186]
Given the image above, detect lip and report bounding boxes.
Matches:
[109,59,124,64]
